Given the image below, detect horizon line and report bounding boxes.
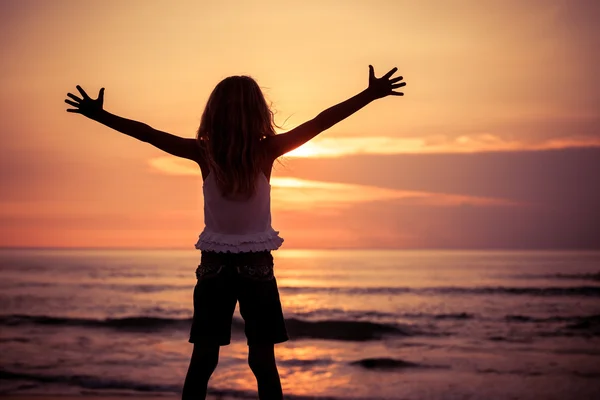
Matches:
[0,246,598,252]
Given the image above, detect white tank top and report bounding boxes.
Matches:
[194,171,284,253]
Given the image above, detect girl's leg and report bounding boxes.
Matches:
[182,343,220,400]
[248,343,283,400]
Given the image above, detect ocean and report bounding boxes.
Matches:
[0,249,599,399]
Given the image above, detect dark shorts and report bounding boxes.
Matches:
[189,250,289,346]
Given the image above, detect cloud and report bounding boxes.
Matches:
[270,177,516,210]
[3,147,597,249]
[148,156,518,210]
[283,147,600,205]
[284,134,600,158]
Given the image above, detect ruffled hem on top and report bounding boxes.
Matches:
[195,228,284,253]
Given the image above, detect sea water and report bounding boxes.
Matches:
[1,249,599,399]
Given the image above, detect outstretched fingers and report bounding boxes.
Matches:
[76,85,91,100]
[65,85,88,113]
[67,92,83,103]
[65,93,82,112]
[388,72,406,96]
[382,67,398,80]
[64,99,79,107]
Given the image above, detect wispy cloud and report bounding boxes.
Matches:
[285,134,600,158]
[148,156,518,210]
[271,177,517,210]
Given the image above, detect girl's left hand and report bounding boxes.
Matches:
[367,65,406,99]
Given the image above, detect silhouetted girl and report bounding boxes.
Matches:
[65,65,405,400]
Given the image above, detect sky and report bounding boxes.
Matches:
[1,0,599,249]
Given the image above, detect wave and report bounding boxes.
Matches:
[549,273,600,282]
[290,310,473,322]
[403,312,474,320]
[505,313,600,326]
[505,315,574,323]
[78,283,189,293]
[282,318,415,341]
[280,285,600,297]
[293,309,397,321]
[502,314,600,338]
[0,281,191,292]
[6,312,596,341]
[477,368,543,377]
[512,272,600,282]
[0,315,192,331]
[0,337,30,344]
[0,314,415,341]
[0,368,181,394]
[562,314,600,336]
[487,336,533,343]
[350,357,449,370]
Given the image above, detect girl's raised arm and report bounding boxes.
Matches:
[65,86,201,163]
[268,65,405,159]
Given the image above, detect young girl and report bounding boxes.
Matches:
[65,65,405,400]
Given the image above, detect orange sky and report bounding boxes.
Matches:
[1,0,599,249]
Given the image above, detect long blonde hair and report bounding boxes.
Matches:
[196,75,277,198]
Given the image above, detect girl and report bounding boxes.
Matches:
[64,65,405,400]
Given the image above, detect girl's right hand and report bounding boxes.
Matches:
[65,85,105,119]
[367,65,406,100]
